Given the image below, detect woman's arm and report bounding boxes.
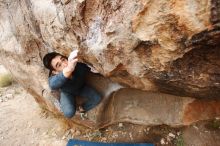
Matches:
[49,72,68,90]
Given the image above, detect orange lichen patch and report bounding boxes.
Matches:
[183,99,220,125]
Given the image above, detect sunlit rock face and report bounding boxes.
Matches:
[0,0,220,126]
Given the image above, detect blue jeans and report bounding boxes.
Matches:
[60,85,101,118]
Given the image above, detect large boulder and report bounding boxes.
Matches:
[0,0,220,127]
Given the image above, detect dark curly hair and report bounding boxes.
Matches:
[43,52,66,76]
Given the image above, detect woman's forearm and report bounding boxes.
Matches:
[63,67,74,78]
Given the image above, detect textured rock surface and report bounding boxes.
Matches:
[83,86,220,128]
[182,120,220,146]
[0,0,220,127]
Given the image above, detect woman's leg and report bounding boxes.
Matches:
[79,85,101,111]
[60,92,76,118]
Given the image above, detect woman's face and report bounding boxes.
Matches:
[51,55,68,74]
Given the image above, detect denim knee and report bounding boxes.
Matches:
[80,85,102,111]
[93,92,101,105]
[60,92,76,118]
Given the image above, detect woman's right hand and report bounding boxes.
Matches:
[63,50,78,78]
[66,50,78,72]
[66,58,78,72]
[68,50,78,61]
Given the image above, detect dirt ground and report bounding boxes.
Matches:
[0,83,70,146]
[0,82,220,146]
